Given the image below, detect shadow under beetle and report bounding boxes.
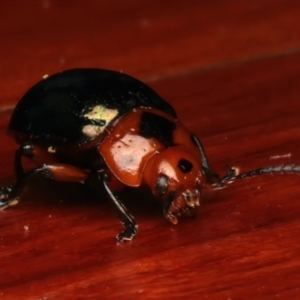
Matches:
[1,69,300,242]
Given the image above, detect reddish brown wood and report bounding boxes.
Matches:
[1,1,300,299]
[1,0,300,106]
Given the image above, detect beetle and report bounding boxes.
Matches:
[0,68,299,242]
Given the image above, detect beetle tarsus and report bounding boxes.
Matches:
[0,185,13,199]
[117,222,138,243]
[101,173,138,242]
[0,201,8,210]
[0,185,19,209]
[0,198,20,210]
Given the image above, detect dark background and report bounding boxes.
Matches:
[1,1,300,299]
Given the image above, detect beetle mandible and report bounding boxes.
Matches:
[1,68,299,242]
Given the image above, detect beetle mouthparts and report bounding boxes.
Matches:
[183,189,200,208]
[165,189,201,225]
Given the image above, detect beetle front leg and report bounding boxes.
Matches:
[100,173,138,243]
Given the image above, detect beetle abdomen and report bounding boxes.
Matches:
[9,69,176,148]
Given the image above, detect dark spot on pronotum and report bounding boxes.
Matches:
[139,111,176,147]
[178,158,193,173]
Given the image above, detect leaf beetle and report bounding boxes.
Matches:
[1,68,299,242]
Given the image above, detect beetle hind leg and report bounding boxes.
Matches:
[1,163,89,210]
[0,143,62,209]
[0,144,34,209]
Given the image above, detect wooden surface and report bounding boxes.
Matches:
[1,1,300,299]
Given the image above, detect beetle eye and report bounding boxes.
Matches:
[155,174,169,197]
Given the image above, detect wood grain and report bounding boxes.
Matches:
[1,1,300,299]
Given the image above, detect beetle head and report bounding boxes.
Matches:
[143,146,205,224]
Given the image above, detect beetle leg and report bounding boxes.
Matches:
[14,143,59,181]
[0,186,15,209]
[191,134,220,184]
[99,172,138,243]
[0,164,89,210]
[14,145,27,181]
[0,144,34,208]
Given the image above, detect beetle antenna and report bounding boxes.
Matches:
[218,164,300,186]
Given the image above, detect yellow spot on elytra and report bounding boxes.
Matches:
[48,146,56,153]
[84,105,118,122]
[82,125,103,138]
[82,105,118,138]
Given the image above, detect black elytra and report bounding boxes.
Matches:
[9,69,177,148]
